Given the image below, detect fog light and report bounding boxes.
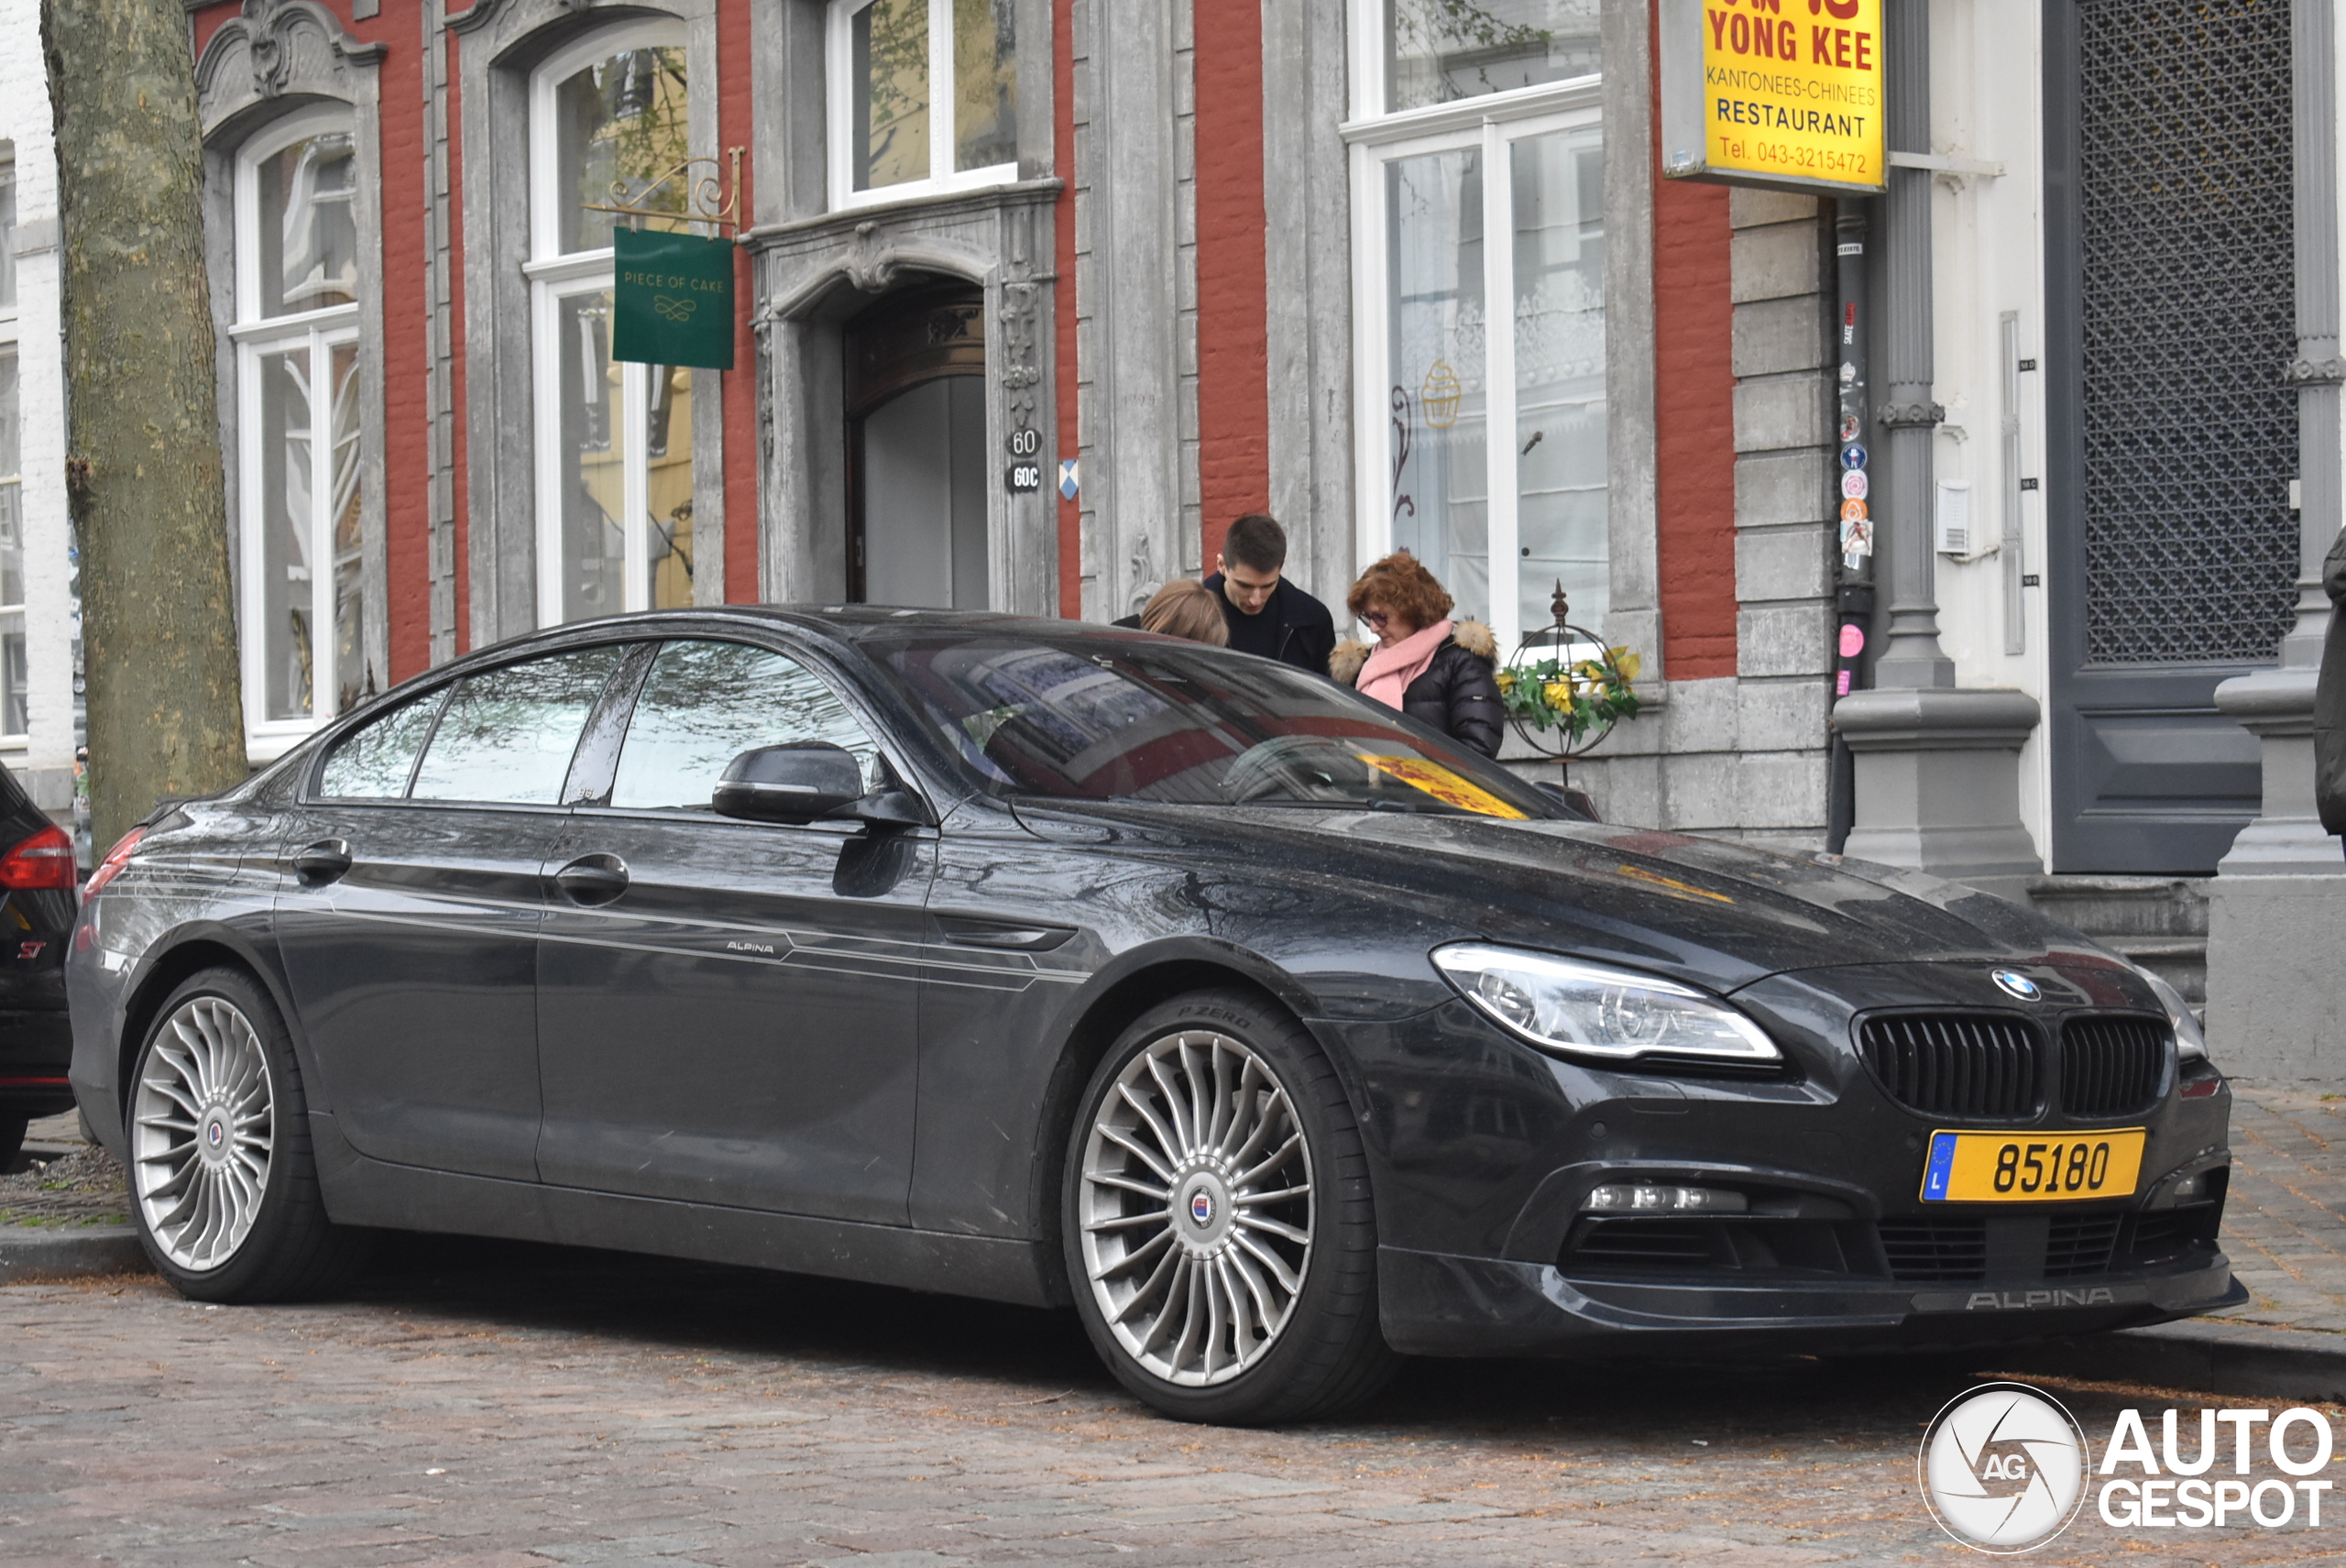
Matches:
[1582,1184,1749,1214]
[2171,1173,2204,1201]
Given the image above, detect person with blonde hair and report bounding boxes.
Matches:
[1133,577,1230,645]
[1330,551,1504,756]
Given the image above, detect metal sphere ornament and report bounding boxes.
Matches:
[1498,582,1642,761]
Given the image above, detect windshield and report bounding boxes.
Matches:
[865,632,1563,819]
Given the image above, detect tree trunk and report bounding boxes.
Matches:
[42,0,246,852]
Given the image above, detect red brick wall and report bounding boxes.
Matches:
[369,5,431,684]
[1190,0,1270,574]
[1650,174,1738,679]
[718,1,759,604]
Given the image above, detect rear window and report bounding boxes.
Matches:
[409,646,627,805]
[863,634,1560,820]
[317,690,447,799]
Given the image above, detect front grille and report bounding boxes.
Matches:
[2061,1015,2168,1117]
[1879,1216,1988,1282]
[2045,1213,2123,1277]
[1859,1014,2043,1120]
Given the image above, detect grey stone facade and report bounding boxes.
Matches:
[1562,189,1836,850]
[193,0,393,729]
[448,0,725,647]
[1069,0,1193,620]
[746,184,1060,613]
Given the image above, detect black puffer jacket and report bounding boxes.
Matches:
[1332,620,1507,758]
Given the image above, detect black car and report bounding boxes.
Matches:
[0,761,82,1164]
[66,610,2241,1422]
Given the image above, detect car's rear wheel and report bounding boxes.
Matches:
[1063,989,1397,1424]
[127,967,367,1300]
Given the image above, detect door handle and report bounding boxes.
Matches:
[291,839,351,883]
[554,855,630,905]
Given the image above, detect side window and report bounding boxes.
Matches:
[609,640,884,811]
[316,689,449,799]
[410,645,626,805]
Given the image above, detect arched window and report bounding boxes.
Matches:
[232,105,364,740]
[828,0,1018,208]
[529,26,696,625]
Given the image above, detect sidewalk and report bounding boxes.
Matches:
[0,1109,142,1280]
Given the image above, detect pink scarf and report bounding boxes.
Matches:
[1357,619,1453,710]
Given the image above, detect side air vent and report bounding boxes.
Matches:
[2061,1015,2168,1118]
[1859,1014,2044,1121]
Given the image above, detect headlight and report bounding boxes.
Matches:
[1431,943,1781,1065]
[2135,965,2209,1063]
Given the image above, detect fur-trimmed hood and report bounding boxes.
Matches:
[1330,619,1493,686]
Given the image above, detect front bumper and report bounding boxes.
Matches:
[1378,1245,2244,1356]
[1341,960,2242,1358]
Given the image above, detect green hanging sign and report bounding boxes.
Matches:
[612,227,736,371]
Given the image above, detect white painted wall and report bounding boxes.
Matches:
[1927,0,2053,865]
[0,0,80,823]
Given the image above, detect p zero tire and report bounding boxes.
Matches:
[126,966,367,1302]
[1063,989,1397,1424]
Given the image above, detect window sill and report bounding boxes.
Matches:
[1339,74,1603,148]
[828,163,1022,215]
[247,726,319,769]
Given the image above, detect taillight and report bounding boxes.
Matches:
[0,824,80,891]
[82,827,144,898]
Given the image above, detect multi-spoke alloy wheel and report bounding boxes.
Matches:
[131,995,275,1271]
[1079,1027,1315,1387]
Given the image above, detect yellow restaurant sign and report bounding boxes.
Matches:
[1658,0,1887,195]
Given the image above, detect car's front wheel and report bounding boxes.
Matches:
[126,967,367,1300]
[1063,989,1397,1424]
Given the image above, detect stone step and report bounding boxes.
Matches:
[2025,874,2211,1005]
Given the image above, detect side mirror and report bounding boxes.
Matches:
[712,743,865,824]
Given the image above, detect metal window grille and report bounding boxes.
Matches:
[2077,0,2299,664]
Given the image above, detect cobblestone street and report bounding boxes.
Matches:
[2,1234,2341,1567]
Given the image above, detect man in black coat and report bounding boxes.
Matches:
[2318,526,2346,848]
[1200,513,1337,677]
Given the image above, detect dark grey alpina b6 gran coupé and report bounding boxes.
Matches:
[67,609,2241,1422]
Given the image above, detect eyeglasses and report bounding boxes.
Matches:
[1364,610,1391,627]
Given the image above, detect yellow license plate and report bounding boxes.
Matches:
[1919,1128,2147,1202]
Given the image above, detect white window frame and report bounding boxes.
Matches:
[1343,0,1603,657]
[527,21,690,630]
[0,148,23,745]
[231,104,362,755]
[0,147,17,327]
[826,0,1019,211]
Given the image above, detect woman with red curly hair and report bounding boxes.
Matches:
[1330,552,1505,757]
